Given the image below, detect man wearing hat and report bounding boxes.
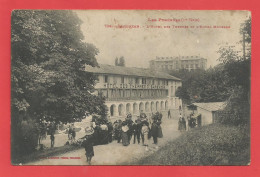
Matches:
[140,110,147,121]
[82,126,95,165]
[125,113,134,144]
[133,117,142,144]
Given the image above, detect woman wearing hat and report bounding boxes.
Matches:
[121,121,129,146]
[82,126,95,165]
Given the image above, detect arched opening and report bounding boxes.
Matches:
[145,102,150,112]
[133,103,138,114]
[156,101,159,111]
[126,103,131,114]
[151,102,155,112]
[139,102,144,112]
[110,104,116,116]
[161,101,165,110]
[165,101,168,110]
[118,104,125,116]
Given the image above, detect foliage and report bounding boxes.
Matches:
[11,10,107,123]
[11,118,40,161]
[171,67,230,104]
[215,17,251,125]
[216,87,250,125]
[11,10,107,156]
[240,17,251,44]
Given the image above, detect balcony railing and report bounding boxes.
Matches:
[106,95,168,101]
[95,83,168,90]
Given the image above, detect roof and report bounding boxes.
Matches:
[192,102,226,112]
[85,64,181,81]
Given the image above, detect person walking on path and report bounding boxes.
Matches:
[125,113,134,144]
[115,120,122,143]
[141,120,149,151]
[121,121,130,146]
[168,109,171,119]
[107,122,113,143]
[68,125,73,141]
[50,132,55,148]
[178,117,183,132]
[181,117,187,131]
[133,118,142,144]
[82,126,95,165]
[72,127,76,143]
[151,121,159,145]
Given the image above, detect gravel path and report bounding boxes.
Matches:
[27,113,182,165]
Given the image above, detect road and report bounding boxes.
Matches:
[27,113,181,165]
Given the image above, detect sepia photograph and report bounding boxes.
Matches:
[11,10,251,165]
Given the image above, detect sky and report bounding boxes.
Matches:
[76,10,250,68]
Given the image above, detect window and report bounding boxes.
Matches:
[104,75,108,83]
[121,76,124,84]
[135,78,139,84]
[142,78,146,84]
[152,79,155,85]
[166,80,168,86]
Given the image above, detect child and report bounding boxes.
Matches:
[141,121,149,151]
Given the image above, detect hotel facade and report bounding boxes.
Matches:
[86,64,182,120]
[149,56,207,72]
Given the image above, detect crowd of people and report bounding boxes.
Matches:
[112,111,164,149]
[178,113,201,131]
[37,109,205,165]
[80,110,164,164]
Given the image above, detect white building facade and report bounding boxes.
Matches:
[149,56,207,72]
[193,102,226,126]
[86,64,182,120]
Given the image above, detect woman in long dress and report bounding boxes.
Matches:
[141,120,149,151]
[121,121,129,146]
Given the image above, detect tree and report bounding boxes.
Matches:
[216,17,251,125]
[115,57,119,66]
[119,56,125,66]
[11,10,107,157]
[115,56,125,66]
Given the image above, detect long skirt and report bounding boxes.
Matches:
[85,146,94,158]
[143,132,149,146]
[122,132,129,146]
[157,125,163,138]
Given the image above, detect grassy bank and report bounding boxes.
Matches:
[130,123,250,165]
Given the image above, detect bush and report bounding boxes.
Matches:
[217,87,250,125]
[12,118,40,163]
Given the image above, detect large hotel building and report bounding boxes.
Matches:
[149,56,207,72]
[86,64,182,120]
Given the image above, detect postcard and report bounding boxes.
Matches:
[11,10,251,165]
